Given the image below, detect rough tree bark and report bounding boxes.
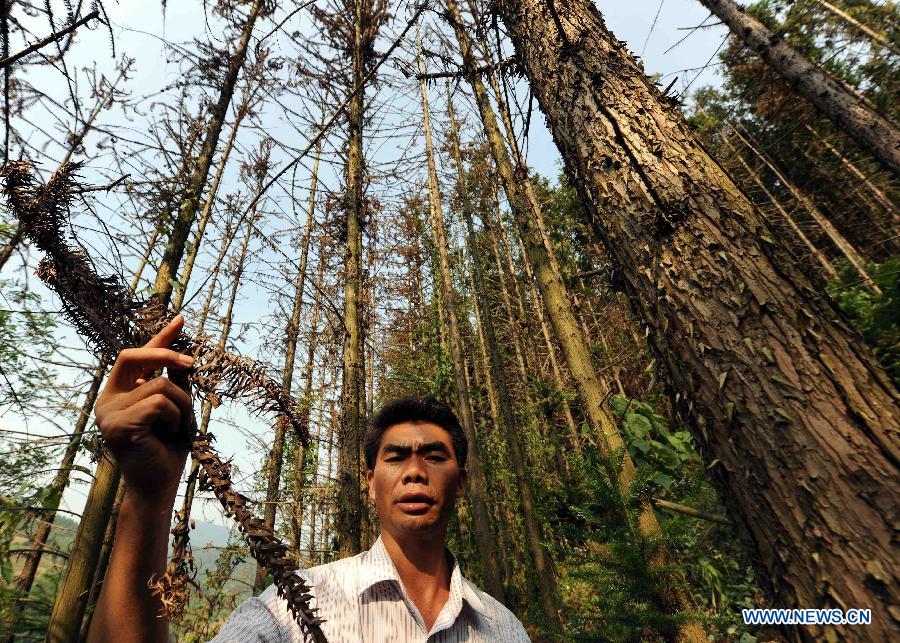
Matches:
[698,0,900,176]
[495,1,899,639]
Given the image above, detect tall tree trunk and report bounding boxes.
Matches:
[154,0,263,306]
[337,0,366,558]
[698,0,900,175]
[721,135,838,281]
[417,41,506,602]
[731,125,879,292]
[253,144,321,592]
[291,182,326,556]
[814,0,900,57]
[803,123,900,224]
[494,1,899,639]
[47,452,121,641]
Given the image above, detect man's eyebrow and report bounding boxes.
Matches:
[380,441,452,457]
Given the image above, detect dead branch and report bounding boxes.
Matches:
[0,11,100,70]
[651,498,730,525]
[413,56,516,81]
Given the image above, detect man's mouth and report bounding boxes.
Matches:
[396,493,434,514]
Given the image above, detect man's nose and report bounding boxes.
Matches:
[401,456,428,483]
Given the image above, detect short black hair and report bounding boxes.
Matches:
[364,396,468,470]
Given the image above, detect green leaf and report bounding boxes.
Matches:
[652,473,673,490]
[609,396,630,418]
[632,439,651,453]
[624,413,652,437]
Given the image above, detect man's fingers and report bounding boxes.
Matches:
[144,314,185,349]
[100,394,182,447]
[100,376,193,424]
[105,347,194,394]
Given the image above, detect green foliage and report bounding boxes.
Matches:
[609,397,697,493]
[0,278,58,412]
[549,398,766,641]
[827,259,900,386]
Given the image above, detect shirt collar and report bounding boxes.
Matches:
[358,535,493,621]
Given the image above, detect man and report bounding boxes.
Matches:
[88,315,530,642]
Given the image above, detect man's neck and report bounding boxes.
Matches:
[380,529,452,629]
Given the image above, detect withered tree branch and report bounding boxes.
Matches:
[1,160,327,642]
[0,11,100,70]
[412,56,516,81]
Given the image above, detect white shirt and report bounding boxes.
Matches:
[209,536,530,642]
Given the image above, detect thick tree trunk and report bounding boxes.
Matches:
[417,47,506,602]
[447,3,706,634]
[337,0,366,559]
[698,0,900,176]
[47,453,121,642]
[495,1,899,639]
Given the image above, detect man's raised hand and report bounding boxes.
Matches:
[94,314,195,502]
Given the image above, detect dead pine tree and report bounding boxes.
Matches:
[252,141,322,594]
[697,0,900,176]
[493,1,899,639]
[308,0,390,558]
[291,230,329,556]
[416,33,506,603]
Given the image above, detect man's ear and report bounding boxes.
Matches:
[456,468,468,499]
[366,469,375,502]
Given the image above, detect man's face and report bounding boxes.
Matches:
[367,421,467,537]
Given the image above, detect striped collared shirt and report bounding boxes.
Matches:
[209,536,530,642]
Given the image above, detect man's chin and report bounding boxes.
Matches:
[397,515,440,533]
